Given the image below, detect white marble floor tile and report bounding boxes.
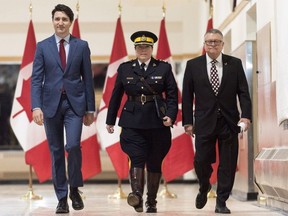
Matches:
[0,183,286,216]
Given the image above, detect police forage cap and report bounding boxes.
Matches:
[130,31,158,46]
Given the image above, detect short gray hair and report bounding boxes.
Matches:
[204,29,223,38]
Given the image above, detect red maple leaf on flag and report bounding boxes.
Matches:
[10,20,52,183]
[13,77,33,122]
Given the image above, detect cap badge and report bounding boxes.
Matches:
[141,35,147,41]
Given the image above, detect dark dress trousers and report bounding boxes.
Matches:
[182,54,252,203]
[31,35,95,200]
[106,58,178,172]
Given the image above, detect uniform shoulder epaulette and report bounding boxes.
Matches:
[121,59,135,65]
[157,59,169,64]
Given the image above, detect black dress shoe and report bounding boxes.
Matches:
[69,187,84,210]
[145,200,157,213]
[215,205,231,214]
[195,184,211,209]
[56,197,69,214]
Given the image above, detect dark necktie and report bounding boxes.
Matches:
[141,63,146,75]
[210,59,219,95]
[59,39,66,70]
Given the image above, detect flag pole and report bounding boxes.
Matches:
[21,2,42,200]
[107,1,127,199]
[209,0,213,18]
[76,0,80,18]
[21,165,42,200]
[108,178,127,199]
[159,180,177,198]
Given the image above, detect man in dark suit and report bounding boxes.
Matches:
[31,4,95,214]
[182,29,252,214]
[106,31,178,213]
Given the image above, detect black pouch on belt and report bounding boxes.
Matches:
[154,96,167,119]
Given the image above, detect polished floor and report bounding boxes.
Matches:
[0,183,287,216]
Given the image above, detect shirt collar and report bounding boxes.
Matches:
[138,59,151,67]
[55,34,70,44]
[206,53,222,65]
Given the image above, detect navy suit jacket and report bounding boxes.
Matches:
[182,54,252,135]
[31,35,95,118]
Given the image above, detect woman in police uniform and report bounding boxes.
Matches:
[106,31,178,213]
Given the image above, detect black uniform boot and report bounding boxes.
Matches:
[127,167,145,212]
[145,172,162,213]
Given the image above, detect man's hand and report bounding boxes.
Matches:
[184,124,194,137]
[83,113,94,126]
[238,118,251,132]
[106,125,114,134]
[32,109,44,126]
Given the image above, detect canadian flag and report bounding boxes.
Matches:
[10,20,51,182]
[72,18,102,180]
[156,18,194,182]
[95,17,129,179]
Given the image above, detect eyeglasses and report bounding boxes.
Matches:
[204,40,223,46]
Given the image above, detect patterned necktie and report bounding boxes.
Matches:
[210,59,219,95]
[59,39,66,70]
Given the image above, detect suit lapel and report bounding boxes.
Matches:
[218,54,229,94]
[48,35,62,69]
[66,35,77,72]
[200,55,212,88]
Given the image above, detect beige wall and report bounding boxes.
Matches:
[0,0,209,62]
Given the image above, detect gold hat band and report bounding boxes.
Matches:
[134,36,154,43]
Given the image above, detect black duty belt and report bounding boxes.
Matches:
[128,94,161,105]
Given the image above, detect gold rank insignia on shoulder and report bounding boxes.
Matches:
[126,77,134,80]
[151,76,162,79]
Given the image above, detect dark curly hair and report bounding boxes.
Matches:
[52,4,74,22]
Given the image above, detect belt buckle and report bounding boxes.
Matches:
[140,94,146,105]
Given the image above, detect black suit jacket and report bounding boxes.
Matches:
[106,58,178,129]
[182,54,252,135]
